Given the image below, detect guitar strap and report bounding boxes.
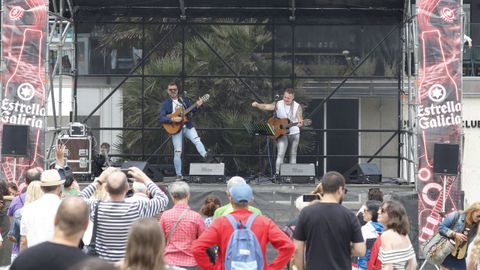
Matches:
[178,96,187,109]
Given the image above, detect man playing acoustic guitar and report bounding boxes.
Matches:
[252,88,303,178]
[160,82,211,181]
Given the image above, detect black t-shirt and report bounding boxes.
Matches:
[11,241,88,270]
[293,202,364,270]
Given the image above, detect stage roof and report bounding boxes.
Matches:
[72,0,406,20]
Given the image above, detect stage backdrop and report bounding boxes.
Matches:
[0,0,48,183]
[416,0,463,245]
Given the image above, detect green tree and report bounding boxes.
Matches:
[109,20,314,175]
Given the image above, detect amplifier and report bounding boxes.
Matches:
[57,135,92,175]
[189,163,225,183]
[280,163,316,184]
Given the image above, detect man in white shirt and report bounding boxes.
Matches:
[252,88,304,176]
[20,169,64,250]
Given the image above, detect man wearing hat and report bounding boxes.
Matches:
[193,183,295,270]
[20,169,65,250]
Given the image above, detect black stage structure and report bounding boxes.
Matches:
[46,0,418,183]
[50,0,421,257]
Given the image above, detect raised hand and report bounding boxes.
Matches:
[55,144,66,167]
[128,167,152,184]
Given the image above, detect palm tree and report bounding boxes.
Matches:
[106,20,314,175]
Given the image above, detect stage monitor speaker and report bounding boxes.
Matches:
[1,124,29,156]
[189,163,225,183]
[344,163,382,184]
[122,161,154,179]
[433,143,459,175]
[280,163,315,184]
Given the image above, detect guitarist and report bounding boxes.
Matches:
[252,88,303,177]
[159,82,209,181]
[437,202,480,269]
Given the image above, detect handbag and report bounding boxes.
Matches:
[421,212,461,265]
[85,200,101,256]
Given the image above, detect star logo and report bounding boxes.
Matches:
[428,84,447,103]
[17,83,35,101]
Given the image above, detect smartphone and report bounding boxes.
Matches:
[121,168,131,178]
[303,194,320,202]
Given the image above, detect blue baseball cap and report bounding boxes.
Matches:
[229,183,253,203]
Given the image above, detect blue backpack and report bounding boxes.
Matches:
[224,214,264,270]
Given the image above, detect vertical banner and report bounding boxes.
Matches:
[0,0,48,183]
[417,0,463,244]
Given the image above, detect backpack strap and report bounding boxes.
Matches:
[245,214,258,230]
[225,214,238,229]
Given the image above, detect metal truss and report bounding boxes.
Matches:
[57,0,415,178]
[46,0,74,159]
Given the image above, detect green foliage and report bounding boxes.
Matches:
[112,21,315,174]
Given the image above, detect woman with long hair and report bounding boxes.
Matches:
[24,181,43,205]
[467,229,480,270]
[120,218,183,270]
[440,202,480,270]
[377,200,417,270]
[123,218,165,270]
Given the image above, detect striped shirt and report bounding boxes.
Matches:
[378,245,415,270]
[80,181,168,262]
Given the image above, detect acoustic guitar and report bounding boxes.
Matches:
[267,117,312,140]
[163,94,210,135]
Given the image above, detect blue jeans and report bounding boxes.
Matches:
[276,133,300,174]
[172,126,207,176]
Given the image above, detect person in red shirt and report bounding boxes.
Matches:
[160,181,205,269]
[192,183,294,270]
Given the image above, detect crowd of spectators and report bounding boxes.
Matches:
[2,155,480,270]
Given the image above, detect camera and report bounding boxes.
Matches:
[303,194,320,202]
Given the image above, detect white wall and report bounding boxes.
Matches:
[49,77,123,154]
[360,97,398,177]
[461,97,480,205]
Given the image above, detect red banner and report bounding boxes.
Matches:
[417,0,463,243]
[0,0,48,183]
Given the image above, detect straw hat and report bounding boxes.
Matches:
[40,169,65,187]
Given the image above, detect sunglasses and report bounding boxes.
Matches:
[343,187,348,194]
[168,88,178,91]
[475,215,480,219]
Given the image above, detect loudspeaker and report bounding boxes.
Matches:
[1,124,29,156]
[189,163,225,183]
[280,164,315,184]
[433,143,459,175]
[344,163,382,184]
[121,161,154,179]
